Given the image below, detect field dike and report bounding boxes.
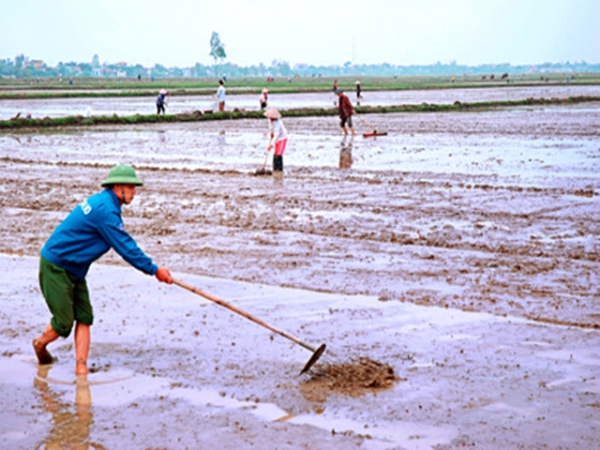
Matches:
[1,95,598,129]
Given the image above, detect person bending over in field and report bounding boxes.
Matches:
[32,164,172,375]
[156,88,169,114]
[265,107,288,173]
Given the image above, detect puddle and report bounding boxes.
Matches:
[27,358,454,450]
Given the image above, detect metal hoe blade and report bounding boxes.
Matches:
[300,343,327,375]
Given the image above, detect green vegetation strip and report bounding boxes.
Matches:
[1,96,598,130]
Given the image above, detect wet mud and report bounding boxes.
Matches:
[1,100,598,329]
[304,357,399,399]
[0,87,599,449]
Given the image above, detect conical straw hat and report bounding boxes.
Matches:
[264,107,281,119]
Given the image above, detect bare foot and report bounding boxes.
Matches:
[75,360,88,376]
[32,339,55,365]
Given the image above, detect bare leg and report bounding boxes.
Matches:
[33,324,59,364]
[75,322,91,375]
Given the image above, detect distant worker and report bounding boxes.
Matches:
[215,80,226,112]
[259,88,269,110]
[356,81,363,106]
[156,89,169,115]
[335,89,356,136]
[264,107,288,173]
[32,164,172,376]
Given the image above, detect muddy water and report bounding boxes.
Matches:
[2,258,599,449]
[0,89,599,449]
[1,84,599,119]
[1,100,598,327]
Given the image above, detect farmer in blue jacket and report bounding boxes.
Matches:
[32,164,172,376]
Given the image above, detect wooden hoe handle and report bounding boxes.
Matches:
[172,278,317,353]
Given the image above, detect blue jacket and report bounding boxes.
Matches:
[41,189,158,279]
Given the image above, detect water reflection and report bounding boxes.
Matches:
[339,135,354,169]
[270,169,285,202]
[217,129,227,145]
[34,366,102,450]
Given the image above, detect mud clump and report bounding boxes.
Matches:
[302,357,398,400]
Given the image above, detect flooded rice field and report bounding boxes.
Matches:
[1,84,599,119]
[0,86,599,449]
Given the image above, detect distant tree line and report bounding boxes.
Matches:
[1,54,598,79]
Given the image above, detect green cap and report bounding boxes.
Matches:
[101,164,144,187]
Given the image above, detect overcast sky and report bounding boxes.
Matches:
[1,0,598,68]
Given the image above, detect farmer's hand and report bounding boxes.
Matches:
[155,266,172,284]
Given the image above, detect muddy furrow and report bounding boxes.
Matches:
[1,159,598,328]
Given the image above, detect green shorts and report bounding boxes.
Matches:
[39,257,93,338]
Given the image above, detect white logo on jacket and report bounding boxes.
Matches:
[80,200,92,215]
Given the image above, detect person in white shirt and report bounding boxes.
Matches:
[215,80,226,111]
[259,88,269,109]
[264,107,288,172]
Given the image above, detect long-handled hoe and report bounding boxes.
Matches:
[172,278,326,374]
[255,146,272,176]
